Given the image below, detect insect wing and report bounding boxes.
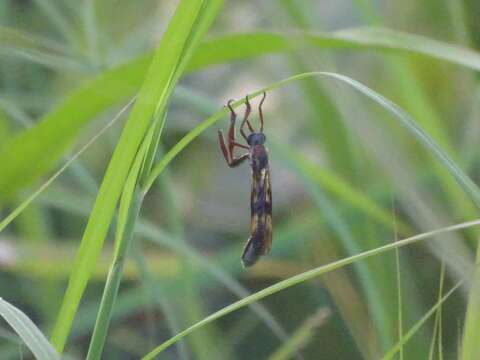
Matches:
[242,167,272,267]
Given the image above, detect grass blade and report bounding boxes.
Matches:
[0,297,60,360]
[144,71,480,208]
[85,124,153,360]
[428,262,446,360]
[3,28,480,198]
[268,308,331,360]
[461,256,480,359]
[275,143,410,235]
[0,98,134,233]
[141,219,480,359]
[50,0,219,351]
[382,278,463,359]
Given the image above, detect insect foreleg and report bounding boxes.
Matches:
[240,95,255,140]
[218,130,250,167]
[228,153,250,167]
[258,92,266,132]
[227,100,238,156]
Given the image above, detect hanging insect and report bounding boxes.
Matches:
[217,92,272,267]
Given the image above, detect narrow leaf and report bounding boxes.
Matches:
[0,298,60,360]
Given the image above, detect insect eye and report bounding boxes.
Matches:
[248,133,266,145]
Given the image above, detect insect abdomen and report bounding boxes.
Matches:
[242,224,269,267]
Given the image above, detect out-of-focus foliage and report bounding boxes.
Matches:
[1,0,480,359]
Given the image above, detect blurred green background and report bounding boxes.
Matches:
[1,0,480,359]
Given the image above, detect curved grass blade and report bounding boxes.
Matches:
[143,71,480,207]
[31,176,292,344]
[2,68,477,354]
[36,183,302,345]
[281,157,394,349]
[2,67,478,355]
[141,219,480,359]
[0,297,60,360]
[333,27,480,70]
[3,27,480,198]
[318,72,480,207]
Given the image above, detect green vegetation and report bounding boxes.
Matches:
[1,1,480,359]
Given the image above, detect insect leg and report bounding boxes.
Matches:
[226,100,239,157]
[218,129,232,163]
[218,130,250,167]
[240,95,254,141]
[228,153,250,167]
[225,99,249,150]
[258,92,266,132]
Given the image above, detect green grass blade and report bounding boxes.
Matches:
[320,72,480,207]
[31,0,78,48]
[461,259,480,359]
[3,67,475,355]
[0,46,88,73]
[333,27,480,70]
[144,71,480,208]
[382,279,463,359]
[189,28,480,72]
[0,298,60,360]
[428,262,446,360]
[395,248,404,360]
[85,121,154,360]
[0,25,84,72]
[3,28,480,199]
[153,161,224,359]
[130,247,189,360]
[276,143,410,235]
[278,148,395,349]
[268,308,331,360]
[141,219,480,359]
[50,0,218,351]
[278,0,355,179]
[87,2,224,357]
[85,191,143,360]
[0,98,134,233]
[0,25,68,54]
[82,0,99,63]
[35,183,292,344]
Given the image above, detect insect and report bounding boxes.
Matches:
[217,92,272,267]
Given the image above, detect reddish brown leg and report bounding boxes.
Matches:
[226,100,249,150]
[229,153,250,167]
[218,99,249,167]
[226,100,238,156]
[218,130,249,167]
[258,92,266,132]
[240,95,255,140]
